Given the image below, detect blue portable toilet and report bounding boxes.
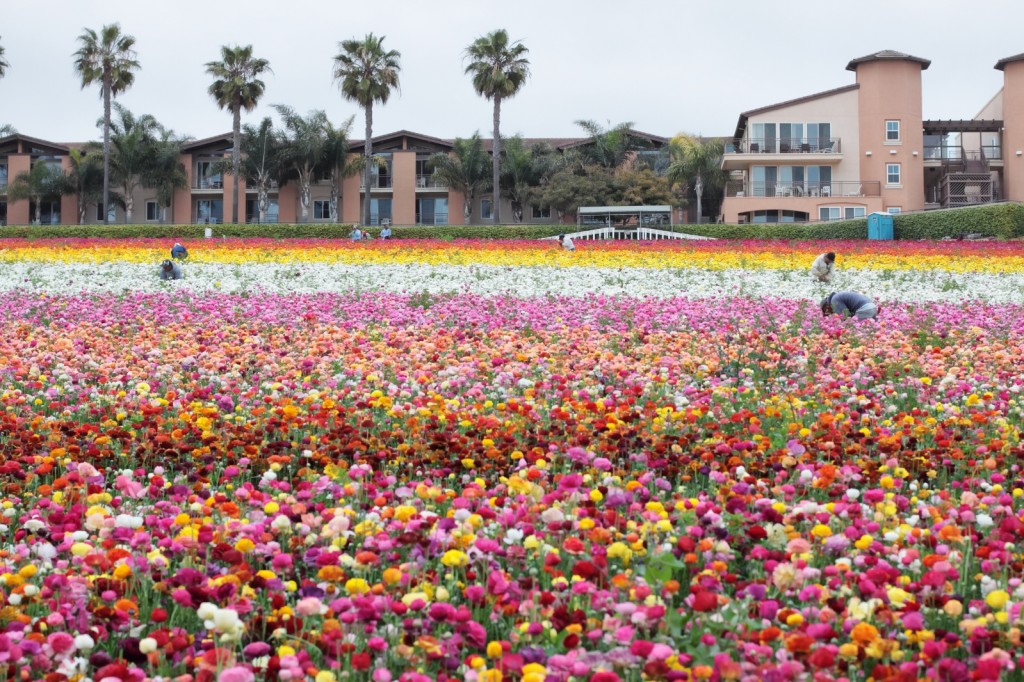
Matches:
[867,212,894,240]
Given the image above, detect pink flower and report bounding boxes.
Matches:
[217,667,255,682]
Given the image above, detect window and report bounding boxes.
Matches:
[370,198,392,225]
[196,161,222,189]
[313,200,331,220]
[532,205,551,219]
[0,164,7,187]
[417,197,448,225]
[886,163,901,185]
[196,199,223,224]
[0,200,7,226]
[807,123,832,151]
[751,123,776,152]
[819,206,841,221]
[146,201,159,222]
[844,206,866,220]
[96,203,116,222]
[886,120,900,142]
[31,201,61,224]
[246,198,279,223]
[481,198,493,220]
[887,207,902,214]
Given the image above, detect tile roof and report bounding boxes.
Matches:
[846,50,931,71]
[995,53,1024,71]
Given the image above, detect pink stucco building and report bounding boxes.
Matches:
[720,50,1019,224]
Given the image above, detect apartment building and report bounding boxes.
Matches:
[0,127,670,227]
[721,50,1022,224]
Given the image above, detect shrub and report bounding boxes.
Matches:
[2,203,1021,241]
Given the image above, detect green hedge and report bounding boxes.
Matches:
[0,223,356,239]
[3,203,1022,240]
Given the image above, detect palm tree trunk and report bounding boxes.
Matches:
[232,105,241,224]
[258,184,268,224]
[363,104,373,226]
[102,74,111,225]
[695,174,704,225]
[492,96,501,224]
[34,197,41,224]
[330,173,340,222]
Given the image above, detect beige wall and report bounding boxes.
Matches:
[172,154,193,224]
[6,155,30,225]
[278,183,298,223]
[747,88,862,182]
[854,59,925,212]
[1002,63,1024,202]
[59,156,78,225]
[392,151,416,225]
[342,170,361,223]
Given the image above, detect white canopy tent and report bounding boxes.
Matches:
[577,205,674,229]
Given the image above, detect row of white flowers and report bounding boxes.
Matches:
[0,261,1019,302]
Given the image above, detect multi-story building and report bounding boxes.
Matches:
[721,50,1023,224]
[0,128,671,226]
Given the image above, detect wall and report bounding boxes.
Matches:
[1001,62,1024,202]
[854,59,925,212]
[5,154,30,225]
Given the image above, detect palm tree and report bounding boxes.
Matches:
[464,30,530,225]
[319,115,360,222]
[146,126,190,223]
[273,105,328,223]
[0,35,9,78]
[333,33,401,227]
[428,133,491,224]
[235,117,284,224]
[108,103,158,223]
[667,134,727,224]
[66,145,105,224]
[73,23,140,224]
[7,160,67,224]
[571,120,638,170]
[500,137,555,223]
[206,45,272,224]
[0,124,15,137]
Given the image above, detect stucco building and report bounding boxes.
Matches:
[720,50,1020,224]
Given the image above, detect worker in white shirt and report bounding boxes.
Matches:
[810,252,836,282]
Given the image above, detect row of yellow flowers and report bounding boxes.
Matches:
[3,238,1024,273]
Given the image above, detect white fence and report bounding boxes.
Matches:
[541,227,715,242]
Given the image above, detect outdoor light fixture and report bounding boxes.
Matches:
[865,151,872,157]
[912,151,919,156]
[1017,150,1023,157]
[890,150,898,155]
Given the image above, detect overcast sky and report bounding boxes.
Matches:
[2,0,1022,144]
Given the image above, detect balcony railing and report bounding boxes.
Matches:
[360,175,393,189]
[726,180,880,198]
[416,174,448,189]
[194,177,223,190]
[726,138,842,154]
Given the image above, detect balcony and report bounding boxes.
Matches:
[723,137,842,170]
[193,177,223,191]
[725,180,880,198]
[416,174,448,190]
[360,175,393,190]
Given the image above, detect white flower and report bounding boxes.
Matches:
[73,634,95,651]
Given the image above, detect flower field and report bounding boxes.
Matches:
[1,237,1024,682]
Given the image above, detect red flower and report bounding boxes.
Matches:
[692,591,718,612]
[351,652,371,670]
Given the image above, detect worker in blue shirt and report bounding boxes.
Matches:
[171,243,188,260]
[821,291,878,320]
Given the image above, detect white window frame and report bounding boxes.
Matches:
[885,120,901,143]
[145,200,160,222]
[481,198,493,220]
[887,207,902,214]
[819,206,841,221]
[886,163,901,186]
[844,206,866,220]
[313,200,330,220]
[531,204,551,219]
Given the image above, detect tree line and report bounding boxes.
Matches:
[0,28,726,225]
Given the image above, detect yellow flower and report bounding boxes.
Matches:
[440,550,469,568]
[345,578,370,595]
[986,590,1010,610]
[486,641,503,658]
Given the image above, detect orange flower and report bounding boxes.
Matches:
[850,622,879,647]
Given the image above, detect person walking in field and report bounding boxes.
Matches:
[810,252,836,282]
[820,291,878,320]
